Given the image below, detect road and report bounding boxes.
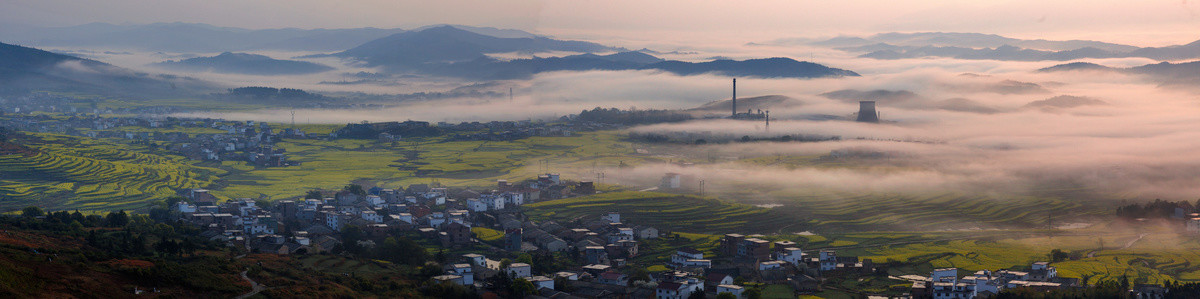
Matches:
[235,269,266,299]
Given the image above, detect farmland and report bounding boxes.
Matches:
[214,130,659,200]
[0,133,223,212]
[524,191,809,234]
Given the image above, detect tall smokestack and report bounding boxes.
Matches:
[856,101,879,123]
[732,78,737,118]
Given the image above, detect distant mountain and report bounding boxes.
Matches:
[788,32,1200,61]
[0,42,211,96]
[153,52,334,75]
[1036,62,1116,73]
[337,26,856,80]
[410,24,539,38]
[0,22,408,52]
[1023,95,1106,112]
[864,32,1139,52]
[1039,60,1200,88]
[641,58,859,78]
[857,44,1126,61]
[336,25,621,68]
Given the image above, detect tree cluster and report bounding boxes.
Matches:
[576,107,693,125]
[1115,199,1198,219]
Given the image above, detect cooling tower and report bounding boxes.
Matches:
[856,101,879,123]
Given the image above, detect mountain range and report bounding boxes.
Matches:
[337,26,857,79]
[0,22,414,52]
[0,42,210,96]
[153,52,334,75]
[1038,60,1200,87]
[784,32,1200,62]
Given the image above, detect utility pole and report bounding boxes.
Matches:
[699,180,705,197]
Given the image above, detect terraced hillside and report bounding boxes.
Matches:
[762,190,1108,232]
[524,191,808,234]
[0,134,222,212]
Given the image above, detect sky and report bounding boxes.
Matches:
[3,0,1199,46]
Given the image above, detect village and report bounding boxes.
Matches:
[165,171,1112,299]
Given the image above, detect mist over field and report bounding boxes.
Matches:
[106,34,1200,202]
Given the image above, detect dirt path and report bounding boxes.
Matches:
[1087,233,1148,258]
[235,269,266,299]
[1121,233,1148,249]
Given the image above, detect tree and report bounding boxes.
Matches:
[423,281,478,299]
[21,206,44,217]
[105,210,130,227]
[632,267,650,282]
[1050,249,1069,262]
[344,184,366,196]
[305,190,323,199]
[510,278,536,298]
[716,292,737,299]
[688,290,707,299]
[554,276,575,292]
[744,287,763,299]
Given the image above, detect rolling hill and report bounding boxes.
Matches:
[0,42,212,96]
[335,25,619,67]
[0,22,409,52]
[1039,60,1200,87]
[153,52,334,75]
[791,32,1200,61]
[337,26,858,79]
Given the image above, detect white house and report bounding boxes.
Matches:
[428,212,447,228]
[365,195,385,207]
[463,253,486,267]
[506,263,532,278]
[177,202,197,213]
[529,276,554,290]
[775,247,803,266]
[449,264,474,285]
[395,213,414,224]
[931,268,959,282]
[503,192,524,206]
[433,274,465,285]
[361,210,383,223]
[758,260,786,271]
[656,281,689,299]
[716,285,744,298]
[467,199,488,212]
[482,195,505,210]
[819,250,838,271]
[672,248,704,264]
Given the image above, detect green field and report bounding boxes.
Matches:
[525,191,808,234]
[214,131,660,200]
[0,133,223,211]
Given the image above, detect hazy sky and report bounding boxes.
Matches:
[3,0,1199,46]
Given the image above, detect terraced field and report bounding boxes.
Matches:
[723,188,1113,232]
[524,191,808,234]
[215,131,660,200]
[0,133,222,212]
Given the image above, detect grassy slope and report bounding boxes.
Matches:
[525,191,808,234]
[0,133,223,212]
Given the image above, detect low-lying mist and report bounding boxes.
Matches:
[67,37,1200,203]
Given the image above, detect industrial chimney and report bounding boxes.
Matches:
[731,78,737,118]
[856,101,879,123]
